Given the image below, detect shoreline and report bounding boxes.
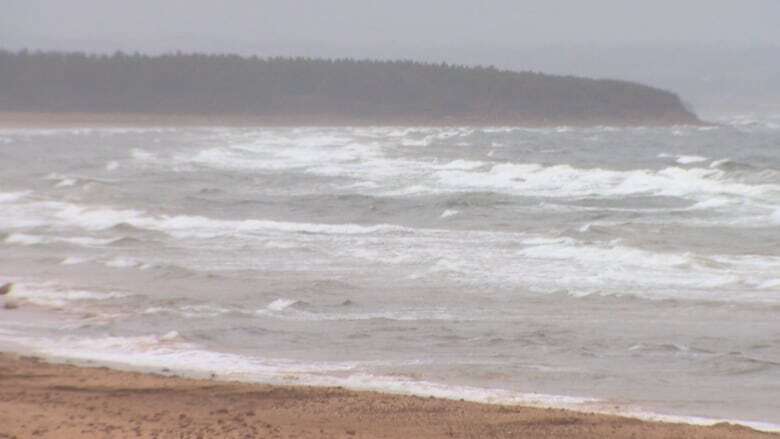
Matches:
[0,111,713,128]
[0,351,777,438]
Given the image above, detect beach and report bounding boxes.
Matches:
[0,352,775,439]
[0,111,709,129]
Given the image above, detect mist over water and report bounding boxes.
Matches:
[1,116,780,428]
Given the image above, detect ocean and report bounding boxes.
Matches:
[1,116,779,430]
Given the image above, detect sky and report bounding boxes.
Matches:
[2,0,780,55]
[3,0,779,112]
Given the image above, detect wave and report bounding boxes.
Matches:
[43,201,416,238]
[1,193,417,239]
[265,298,306,312]
[688,197,735,210]
[658,153,708,165]
[628,343,713,355]
[335,233,780,303]
[432,159,485,170]
[255,298,464,322]
[4,232,118,247]
[54,177,77,187]
[142,304,236,319]
[709,158,756,172]
[107,236,146,247]
[517,237,690,266]
[126,128,780,213]
[5,196,780,302]
[12,330,591,409]
[4,233,47,245]
[60,256,89,265]
[104,256,148,269]
[677,155,707,164]
[512,238,780,301]
[434,163,780,200]
[181,131,383,174]
[8,283,127,308]
[44,173,120,188]
[99,258,206,279]
[719,114,780,131]
[5,330,777,433]
[0,191,30,203]
[439,209,459,219]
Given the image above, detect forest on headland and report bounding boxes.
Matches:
[0,50,700,126]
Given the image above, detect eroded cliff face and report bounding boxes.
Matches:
[0,50,701,126]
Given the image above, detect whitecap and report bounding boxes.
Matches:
[266,298,300,311]
[400,137,431,147]
[9,199,417,238]
[4,233,46,245]
[433,160,485,171]
[61,256,89,265]
[689,197,734,210]
[4,232,117,248]
[257,301,463,322]
[440,209,459,219]
[0,191,29,203]
[104,257,143,268]
[143,304,238,318]
[55,178,78,188]
[9,284,126,307]
[160,330,181,341]
[433,162,779,201]
[675,155,708,165]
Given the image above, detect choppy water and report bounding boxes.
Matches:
[1,115,779,430]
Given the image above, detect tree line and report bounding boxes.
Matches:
[0,50,699,125]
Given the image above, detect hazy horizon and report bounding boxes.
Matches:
[3,0,780,49]
[3,0,780,113]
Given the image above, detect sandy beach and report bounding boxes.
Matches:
[0,111,711,128]
[0,111,557,128]
[0,111,314,128]
[0,353,774,439]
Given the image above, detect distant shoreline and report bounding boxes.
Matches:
[0,112,711,128]
[0,50,704,127]
[0,352,774,438]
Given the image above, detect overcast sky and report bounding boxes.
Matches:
[2,0,779,55]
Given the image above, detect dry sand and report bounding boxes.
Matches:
[0,353,775,439]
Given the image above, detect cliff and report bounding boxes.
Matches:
[0,50,701,126]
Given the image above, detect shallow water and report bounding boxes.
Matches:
[1,116,779,428]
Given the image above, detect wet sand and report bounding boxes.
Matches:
[0,353,774,439]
